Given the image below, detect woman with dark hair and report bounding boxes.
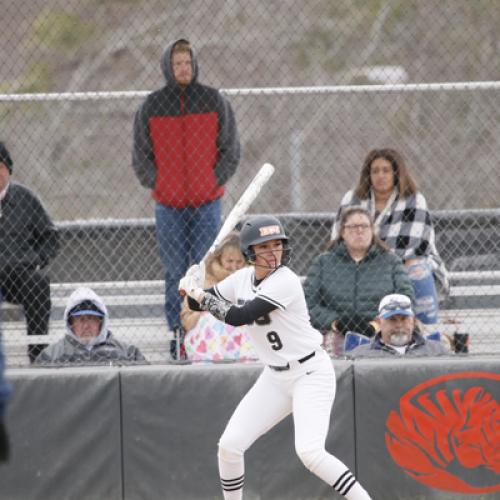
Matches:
[306,206,414,356]
[332,148,449,331]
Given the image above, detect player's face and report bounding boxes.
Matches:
[370,157,395,196]
[220,247,245,273]
[252,239,283,279]
[171,51,193,86]
[342,213,373,254]
[380,314,414,346]
[0,162,10,192]
[70,314,102,344]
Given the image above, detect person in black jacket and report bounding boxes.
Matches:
[132,39,240,358]
[0,142,60,363]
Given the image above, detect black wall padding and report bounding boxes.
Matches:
[0,367,122,500]
[0,357,497,500]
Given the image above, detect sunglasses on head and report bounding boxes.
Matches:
[381,300,412,312]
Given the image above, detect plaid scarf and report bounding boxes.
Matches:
[333,189,449,293]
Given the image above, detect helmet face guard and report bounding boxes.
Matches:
[246,242,292,268]
[240,215,291,267]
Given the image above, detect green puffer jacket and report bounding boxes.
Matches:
[304,242,414,334]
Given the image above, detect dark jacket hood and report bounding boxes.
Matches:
[160,38,199,87]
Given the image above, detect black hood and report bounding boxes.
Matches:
[160,38,199,87]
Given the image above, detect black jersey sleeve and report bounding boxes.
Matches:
[187,290,277,326]
[225,297,276,326]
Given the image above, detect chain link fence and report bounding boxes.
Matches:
[1,0,499,366]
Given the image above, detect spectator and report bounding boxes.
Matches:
[0,141,60,363]
[332,148,449,333]
[132,38,240,357]
[0,294,12,463]
[35,287,146,365]
[181,232,256,362]
[350,293,450,358]
[304,206,414,356]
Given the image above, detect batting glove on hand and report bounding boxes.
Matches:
[178,262,206,295]
[187,287,206,304]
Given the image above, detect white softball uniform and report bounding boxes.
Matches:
[215,266,372,499]
[214,266,322,366]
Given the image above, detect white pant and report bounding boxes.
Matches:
[218,350,372,498]
[219,348,335,461]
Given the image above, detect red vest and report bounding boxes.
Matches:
[149,112,224,208]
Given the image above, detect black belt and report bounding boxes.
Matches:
[269,351,316,371]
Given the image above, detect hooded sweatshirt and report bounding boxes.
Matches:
[35,287,146,365]
[132,38,240,208]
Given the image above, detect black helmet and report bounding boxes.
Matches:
[240,215,290,265]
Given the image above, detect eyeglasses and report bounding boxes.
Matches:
[343,224,371,232]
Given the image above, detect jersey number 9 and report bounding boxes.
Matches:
[266,331,283,350]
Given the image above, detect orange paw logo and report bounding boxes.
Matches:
[385,372,500,494]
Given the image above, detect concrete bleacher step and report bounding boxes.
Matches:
[443,271,500,310]
[2,280,166,322]
[448,270,500,286]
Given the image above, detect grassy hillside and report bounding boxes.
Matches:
[0,0,499,219]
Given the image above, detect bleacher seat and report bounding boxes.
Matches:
[344,332,371,352]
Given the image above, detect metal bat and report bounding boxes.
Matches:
[201,162,275,262]
[178,163,275,297]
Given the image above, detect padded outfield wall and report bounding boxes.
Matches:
[0,357,498,500]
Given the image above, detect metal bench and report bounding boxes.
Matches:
[3,271,500,367]
[437,270,500,354]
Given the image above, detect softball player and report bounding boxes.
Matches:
[180,215,371,500]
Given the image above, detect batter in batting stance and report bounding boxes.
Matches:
[180,215,371,499]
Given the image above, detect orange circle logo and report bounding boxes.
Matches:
[385,371,500,494]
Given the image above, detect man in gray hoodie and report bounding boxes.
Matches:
[35,287,146,365]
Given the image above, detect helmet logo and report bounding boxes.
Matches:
[259,225,281,237]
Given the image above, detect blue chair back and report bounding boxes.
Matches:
[344,331,371,352]
[425,331,441,342]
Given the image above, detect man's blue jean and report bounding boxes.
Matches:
[155,199,221,330]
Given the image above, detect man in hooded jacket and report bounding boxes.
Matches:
[132,39,240,358]
[0,141,59,363]
[35,287,146,365]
